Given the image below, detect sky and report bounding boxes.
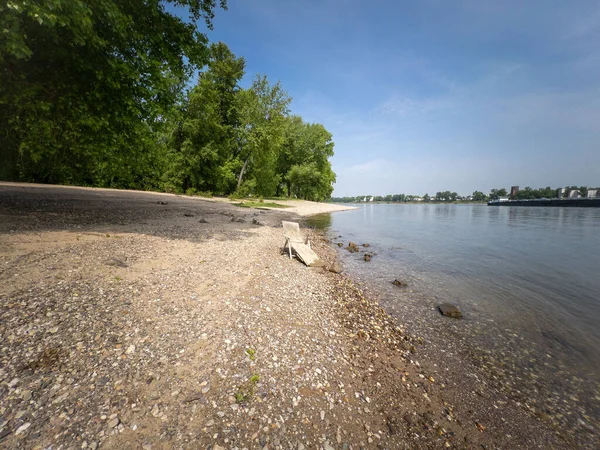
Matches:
[200,0,600,197]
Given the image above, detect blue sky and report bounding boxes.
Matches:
[202,0,600,196]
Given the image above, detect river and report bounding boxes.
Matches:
[309,203,600,443]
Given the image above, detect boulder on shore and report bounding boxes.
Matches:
[438,303,462,319]
[329,262,342,274]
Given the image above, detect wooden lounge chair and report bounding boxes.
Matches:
[282,221,320,266]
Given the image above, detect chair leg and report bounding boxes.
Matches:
[289,243,293,259]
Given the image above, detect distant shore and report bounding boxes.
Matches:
[0,182,566,449]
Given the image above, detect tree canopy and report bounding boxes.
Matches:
[1,5,337,201]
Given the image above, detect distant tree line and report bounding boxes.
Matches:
[332,186,593,203]
[0,1,335,201]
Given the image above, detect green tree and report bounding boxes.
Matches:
[163,42,245,194]
[277,116,335,199]
[235,75,291,197]
[489,188,508,200]
[472,191,487,202]
[1,0,227,184]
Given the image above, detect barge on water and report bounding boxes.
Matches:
[488,198,600,207]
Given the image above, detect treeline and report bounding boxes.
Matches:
[332,186,590,203]
[0,1,335,201]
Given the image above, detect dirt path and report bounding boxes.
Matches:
[0,183,562,449]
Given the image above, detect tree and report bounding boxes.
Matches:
[489,188,508,200]
[472,191,487,202]
[423,193,430,202]
[277,116,335,199]
[1,0,227,184]
[235,75,291,197]
[163,42,245,194]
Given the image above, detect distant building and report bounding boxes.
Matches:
[369,196,374,202]
[510,186,519,197]
[498,196,510,202]
[587,188,599,199]
[568,190,582,199]
[414,196,423,202]
[558,188,566,199]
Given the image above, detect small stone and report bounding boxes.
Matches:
[206,420,215,427]
[15,422,31,435]
[438,303,462,319]
[90,442,98,450]
[108,417,120,428]
[21,390,32,401]
[213,445,225,450]
[199,218,209,223]
[125,345,135,354]
[49,327,59,334]
[392,279,408,287]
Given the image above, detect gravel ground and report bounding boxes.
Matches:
[0,183,563,449]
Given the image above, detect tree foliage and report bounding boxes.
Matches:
[1,0,226,184]
[1,9,337,200]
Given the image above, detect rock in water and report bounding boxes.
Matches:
[392,279,407,287]
[347,242,360,253]
[363,254,372,262]
[336,242,343,247]
[438,303,462,319]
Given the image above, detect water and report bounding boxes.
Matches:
[309,203,600,437]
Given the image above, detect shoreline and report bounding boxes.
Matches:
[316,210,599,449]
[0,183,567,448]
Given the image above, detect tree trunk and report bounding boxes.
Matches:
[236,156,251,191]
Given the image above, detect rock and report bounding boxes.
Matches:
[336,242,343,247]
[329,262,342,274]
[252,218,264,226]
[125,345,135,354]
[108,417,120,428]
[198,218,209,223]
[346,242,359,253]
[392,279,407,287]
[21,390,32,401]
[362,243,370,247]
[184,392,204,403]
[403,415,413,426]
[15,422,31,435]
[213,445,225,450]
[105,257,128,268]
[438,303,462,319]
[363,254,371,262]
[386,417,398,435]
[156,201,168,205]
[184,213,194,217]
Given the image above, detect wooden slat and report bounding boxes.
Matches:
[292,243,320,266]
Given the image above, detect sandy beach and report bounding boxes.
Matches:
[0,183,566,449]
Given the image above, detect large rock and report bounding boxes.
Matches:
[329,262,342,274]
[346,242,359,253]
[438,303,462,319]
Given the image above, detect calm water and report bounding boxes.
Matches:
[310,204,600,372]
